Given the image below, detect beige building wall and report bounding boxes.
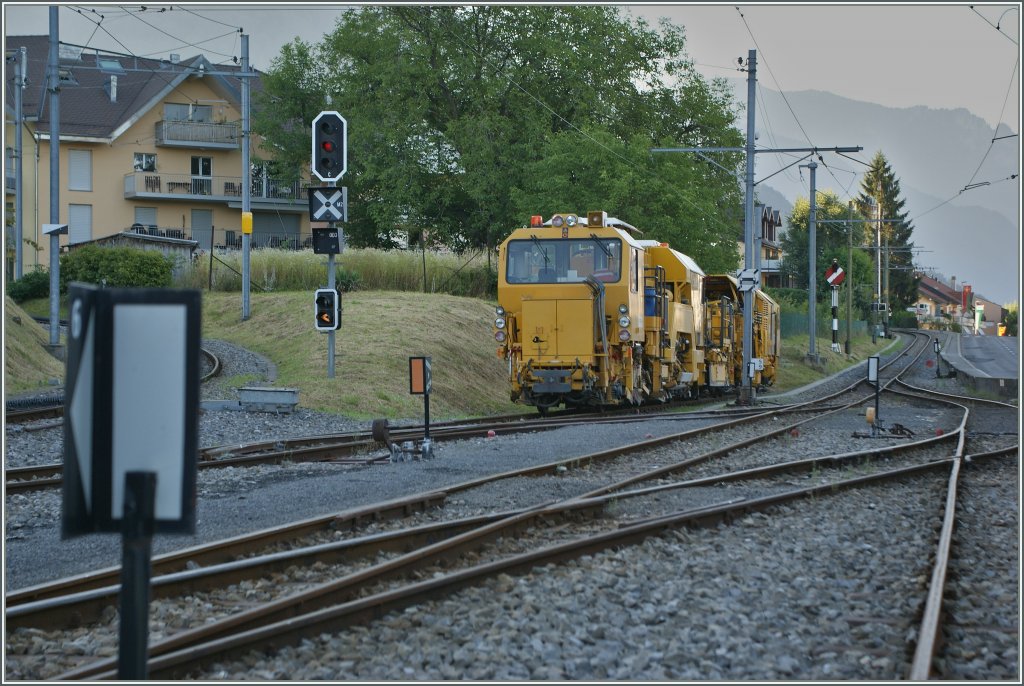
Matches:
[11,76,305,272]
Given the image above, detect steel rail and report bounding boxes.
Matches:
[910,457,963,680]
[4,332,928,601]
[14,406,978,634]
[62,456,971,681]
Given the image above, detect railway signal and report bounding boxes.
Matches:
[311,111,347,182]
[314,288,339,331]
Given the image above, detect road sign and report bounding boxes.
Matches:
[738,268,759,292]
[62,284,199,537]
[308,186,347,222]
[311,111,347,182]
[824,262,845,286]
[409,356,432,395]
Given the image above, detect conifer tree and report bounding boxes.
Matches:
[854,151,919,315]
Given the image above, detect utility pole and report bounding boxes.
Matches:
[13,46,26,279]
[883,234,890,337]
[47,8,60,348]
[846,201,853,355]
[651,48,860,404]
[241,34,251,321]
[800,160,818,363]
[874,191,881,343]
[741,49,757,405]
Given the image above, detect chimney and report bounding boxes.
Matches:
[104,75,117,103]
[950,275,956,291]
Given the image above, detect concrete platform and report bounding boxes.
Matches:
[938,332,1018,400]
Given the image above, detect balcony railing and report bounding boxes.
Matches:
[155,120,240,149]
[125,225,318,251]
[124,172,302,202]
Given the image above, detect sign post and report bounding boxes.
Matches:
[62,283,199,679]
[825,260,845,353]
[409,356,433,459]
[310,112,349,379]
[867,355,881,435]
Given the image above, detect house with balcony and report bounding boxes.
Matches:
[735,205,787,287]
[4,36,311,277]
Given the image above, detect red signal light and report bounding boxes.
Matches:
[321,141,336,152]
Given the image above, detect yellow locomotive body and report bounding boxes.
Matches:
[494,211,775,412]
[704,274,780,388]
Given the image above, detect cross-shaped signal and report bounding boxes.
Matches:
[310,188,344,221]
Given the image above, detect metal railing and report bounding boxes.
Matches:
[155,120,239,147]
[123,172,302,201]
[125,225,314,251]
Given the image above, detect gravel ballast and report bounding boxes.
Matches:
[4,335,1018,681]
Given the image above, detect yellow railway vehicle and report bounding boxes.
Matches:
[494,211,775,412]
[704,274,780,388]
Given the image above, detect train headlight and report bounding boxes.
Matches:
[618,303,628,314]
[618,315,631,328]
[565,214,578,227]
[495,317,506,329]
[495,330,507,343]
[618,329,630,342]
[495,305,505,316]
[551,215,564,227]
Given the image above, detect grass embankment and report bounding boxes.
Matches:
[773,333,897,393]
[3,297,65,395]
[202,291,519,419]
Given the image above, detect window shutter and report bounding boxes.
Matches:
[69,150,92,191]
[68,204,92,244]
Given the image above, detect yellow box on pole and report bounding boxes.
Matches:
[241,211,253,235]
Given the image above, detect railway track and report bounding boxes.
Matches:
[7,329,1015,680]
[3,390,823,494]
[4,346,223,428]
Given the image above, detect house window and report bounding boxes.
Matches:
[164,102,212,122]
[133,153,157,172]
[68,204,92,244]
[191,156,212,195]
[68,150,92,191]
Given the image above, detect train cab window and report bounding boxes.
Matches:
[506,238,621,284]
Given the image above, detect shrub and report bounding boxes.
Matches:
[7,267,51,303]
[60,245,174,291]
[890,310,918,329]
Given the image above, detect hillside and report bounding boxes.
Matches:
[732,84,1019,305]
[3,297,65,396]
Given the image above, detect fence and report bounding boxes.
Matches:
[780,311,869,339]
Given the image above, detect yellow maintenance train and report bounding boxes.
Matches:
[493,211,779,412]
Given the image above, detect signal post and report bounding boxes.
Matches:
[309,111,348,378]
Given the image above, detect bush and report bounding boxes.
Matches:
[890,310,918,329]
[60,245,174,292]
[7,268,51,303]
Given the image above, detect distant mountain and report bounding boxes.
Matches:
[729,84,1020,304]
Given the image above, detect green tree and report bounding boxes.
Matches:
[1003,302,1018,336]
[252,6,744,259]
[853,151,919,312]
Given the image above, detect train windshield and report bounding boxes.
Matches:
[506,237,622,284]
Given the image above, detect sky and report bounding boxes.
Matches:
[4,2,1022,302]
[4,3,1019,129]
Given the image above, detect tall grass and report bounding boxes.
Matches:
[177,247,496,298]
